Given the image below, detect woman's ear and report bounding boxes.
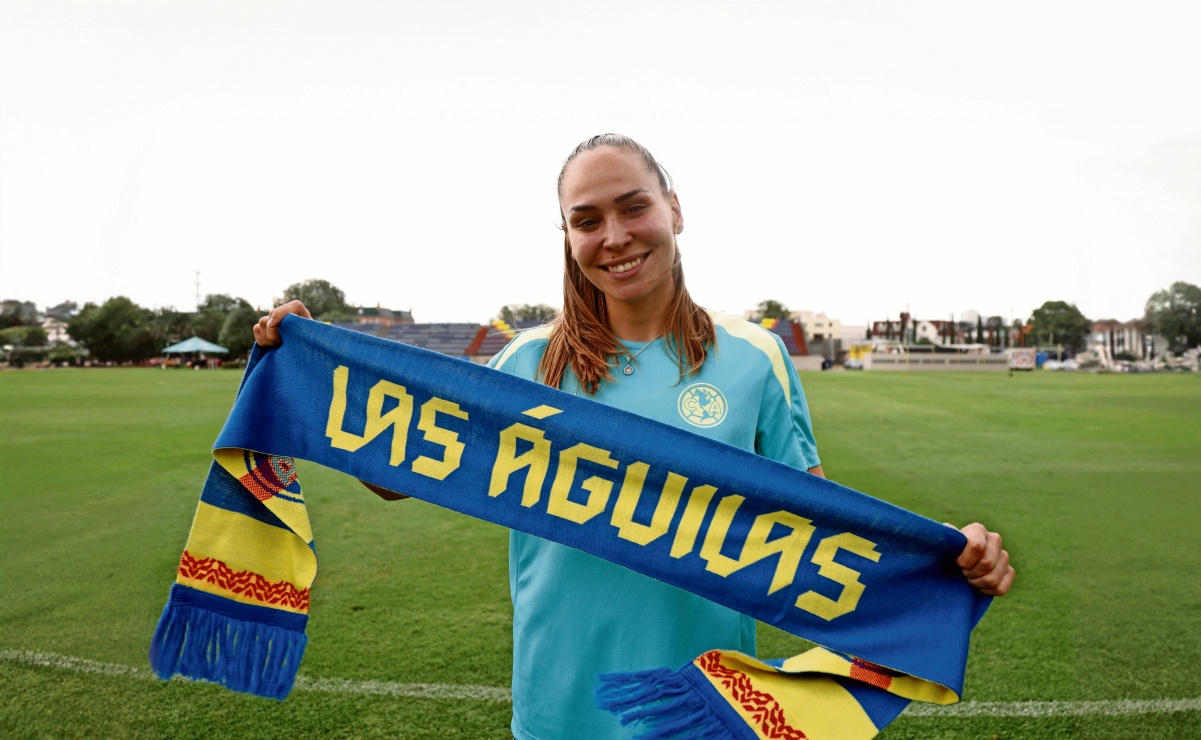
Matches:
[671,193,684,234]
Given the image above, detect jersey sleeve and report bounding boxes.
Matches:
[754,333,821,471]
[486,327,553,380]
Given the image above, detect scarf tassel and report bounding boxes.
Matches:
[595,668,734,740]
[148,598,307,701]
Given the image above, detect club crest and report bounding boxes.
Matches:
[678,383,728,428]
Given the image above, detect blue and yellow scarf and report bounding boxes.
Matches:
[150,316,989,739]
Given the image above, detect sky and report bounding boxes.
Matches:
[2,1,1198,327]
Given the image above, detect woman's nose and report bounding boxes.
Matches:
[602,218,631,249]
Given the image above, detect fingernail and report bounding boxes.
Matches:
[266,315,275,328]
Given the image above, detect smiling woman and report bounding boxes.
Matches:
[254,133,1013,740]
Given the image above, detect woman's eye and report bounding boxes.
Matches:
[627,203,647,214]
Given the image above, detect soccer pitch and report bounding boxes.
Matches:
[1,368,1198,738]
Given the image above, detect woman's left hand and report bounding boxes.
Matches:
[953,522,1015,596]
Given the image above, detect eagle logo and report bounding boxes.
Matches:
[678,383,728,428]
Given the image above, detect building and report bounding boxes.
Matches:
[871,313,959,345]
[355,304,414,325]
[1089,319,1148,359]
[41,317,76,346]
[791,311,841,343]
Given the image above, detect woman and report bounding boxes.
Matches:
[255,134,1014,738]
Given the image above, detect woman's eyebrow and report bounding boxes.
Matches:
[569,189,649,213]
[614,188,648,203]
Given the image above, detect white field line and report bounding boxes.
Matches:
[901,698,1201,718]
[0,650,510,702]
[4,650,1199,718]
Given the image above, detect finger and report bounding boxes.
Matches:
[965,541,1008,583]
[254,314,280,347]
[956,522,988,569]
[272,300,312,323]
[963,532,1005,579]
[970,563,1015,597]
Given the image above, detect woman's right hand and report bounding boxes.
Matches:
[253,300,312,347]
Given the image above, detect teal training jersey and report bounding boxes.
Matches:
[488,311,821,739]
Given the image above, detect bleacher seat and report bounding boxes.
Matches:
[475,321,547,356]
[330,322,483,357]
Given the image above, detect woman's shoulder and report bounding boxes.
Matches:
[705,309,789,354]
[487,325,554,373]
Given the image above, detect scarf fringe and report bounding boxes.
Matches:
[595,669,732,740]
[148,599,307,700]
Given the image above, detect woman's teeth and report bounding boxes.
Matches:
[608,257,643,274]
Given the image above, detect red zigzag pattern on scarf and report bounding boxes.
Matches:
[696,650,808,739]
[178,551,310,611]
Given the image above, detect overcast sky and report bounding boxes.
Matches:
[2,1,1198,327]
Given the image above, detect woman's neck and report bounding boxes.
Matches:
[606,295,672,342]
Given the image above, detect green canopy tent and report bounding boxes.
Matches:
[162,337,229,354]
[162,336,228,368]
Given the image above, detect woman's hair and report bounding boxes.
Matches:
[537,134,716,394]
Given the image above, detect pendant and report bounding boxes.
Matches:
[623,364,634,375]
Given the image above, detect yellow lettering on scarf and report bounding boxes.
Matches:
[489,423,551,507]
[795,533,881,621]
[611,463,686,546]
[411,398,468,481]
[326,365,413,466]
[700,496,816,595]
[669,484,717,558]
[546,443,618,524]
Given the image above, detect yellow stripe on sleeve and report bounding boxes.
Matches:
[709,311,791,406]
[491,326,553,371]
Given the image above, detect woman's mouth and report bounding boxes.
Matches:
[606,256,644,274]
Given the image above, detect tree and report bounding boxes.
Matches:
[498,304,558,325]
[0,326,27,346]
[0,300,38,329]
[1029,300,1091,352]
[199,293,250,313]
[0,325,46,347]
[68,297,158,362]
[752,299,790,322]
[194,293,252,341]
[219,305,260,359]
[975,316,984,344]
[24,326,48,347]
[281,279,352,321]
[150,308,195,349]
[986,316,1005,348]
[1144,281,1201,352]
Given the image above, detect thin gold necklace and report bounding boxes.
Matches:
[619,334,663,376]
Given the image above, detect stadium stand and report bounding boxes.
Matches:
[757,318,810,356]
[329,317,808,362]
[474,320,548,357]
[329,321,485,358]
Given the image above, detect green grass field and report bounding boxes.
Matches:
[2,367,1199,738]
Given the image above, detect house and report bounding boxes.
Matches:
[356,304,414,325]
[1089,319,1147,359]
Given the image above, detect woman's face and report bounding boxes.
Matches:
[559,146,683,315]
